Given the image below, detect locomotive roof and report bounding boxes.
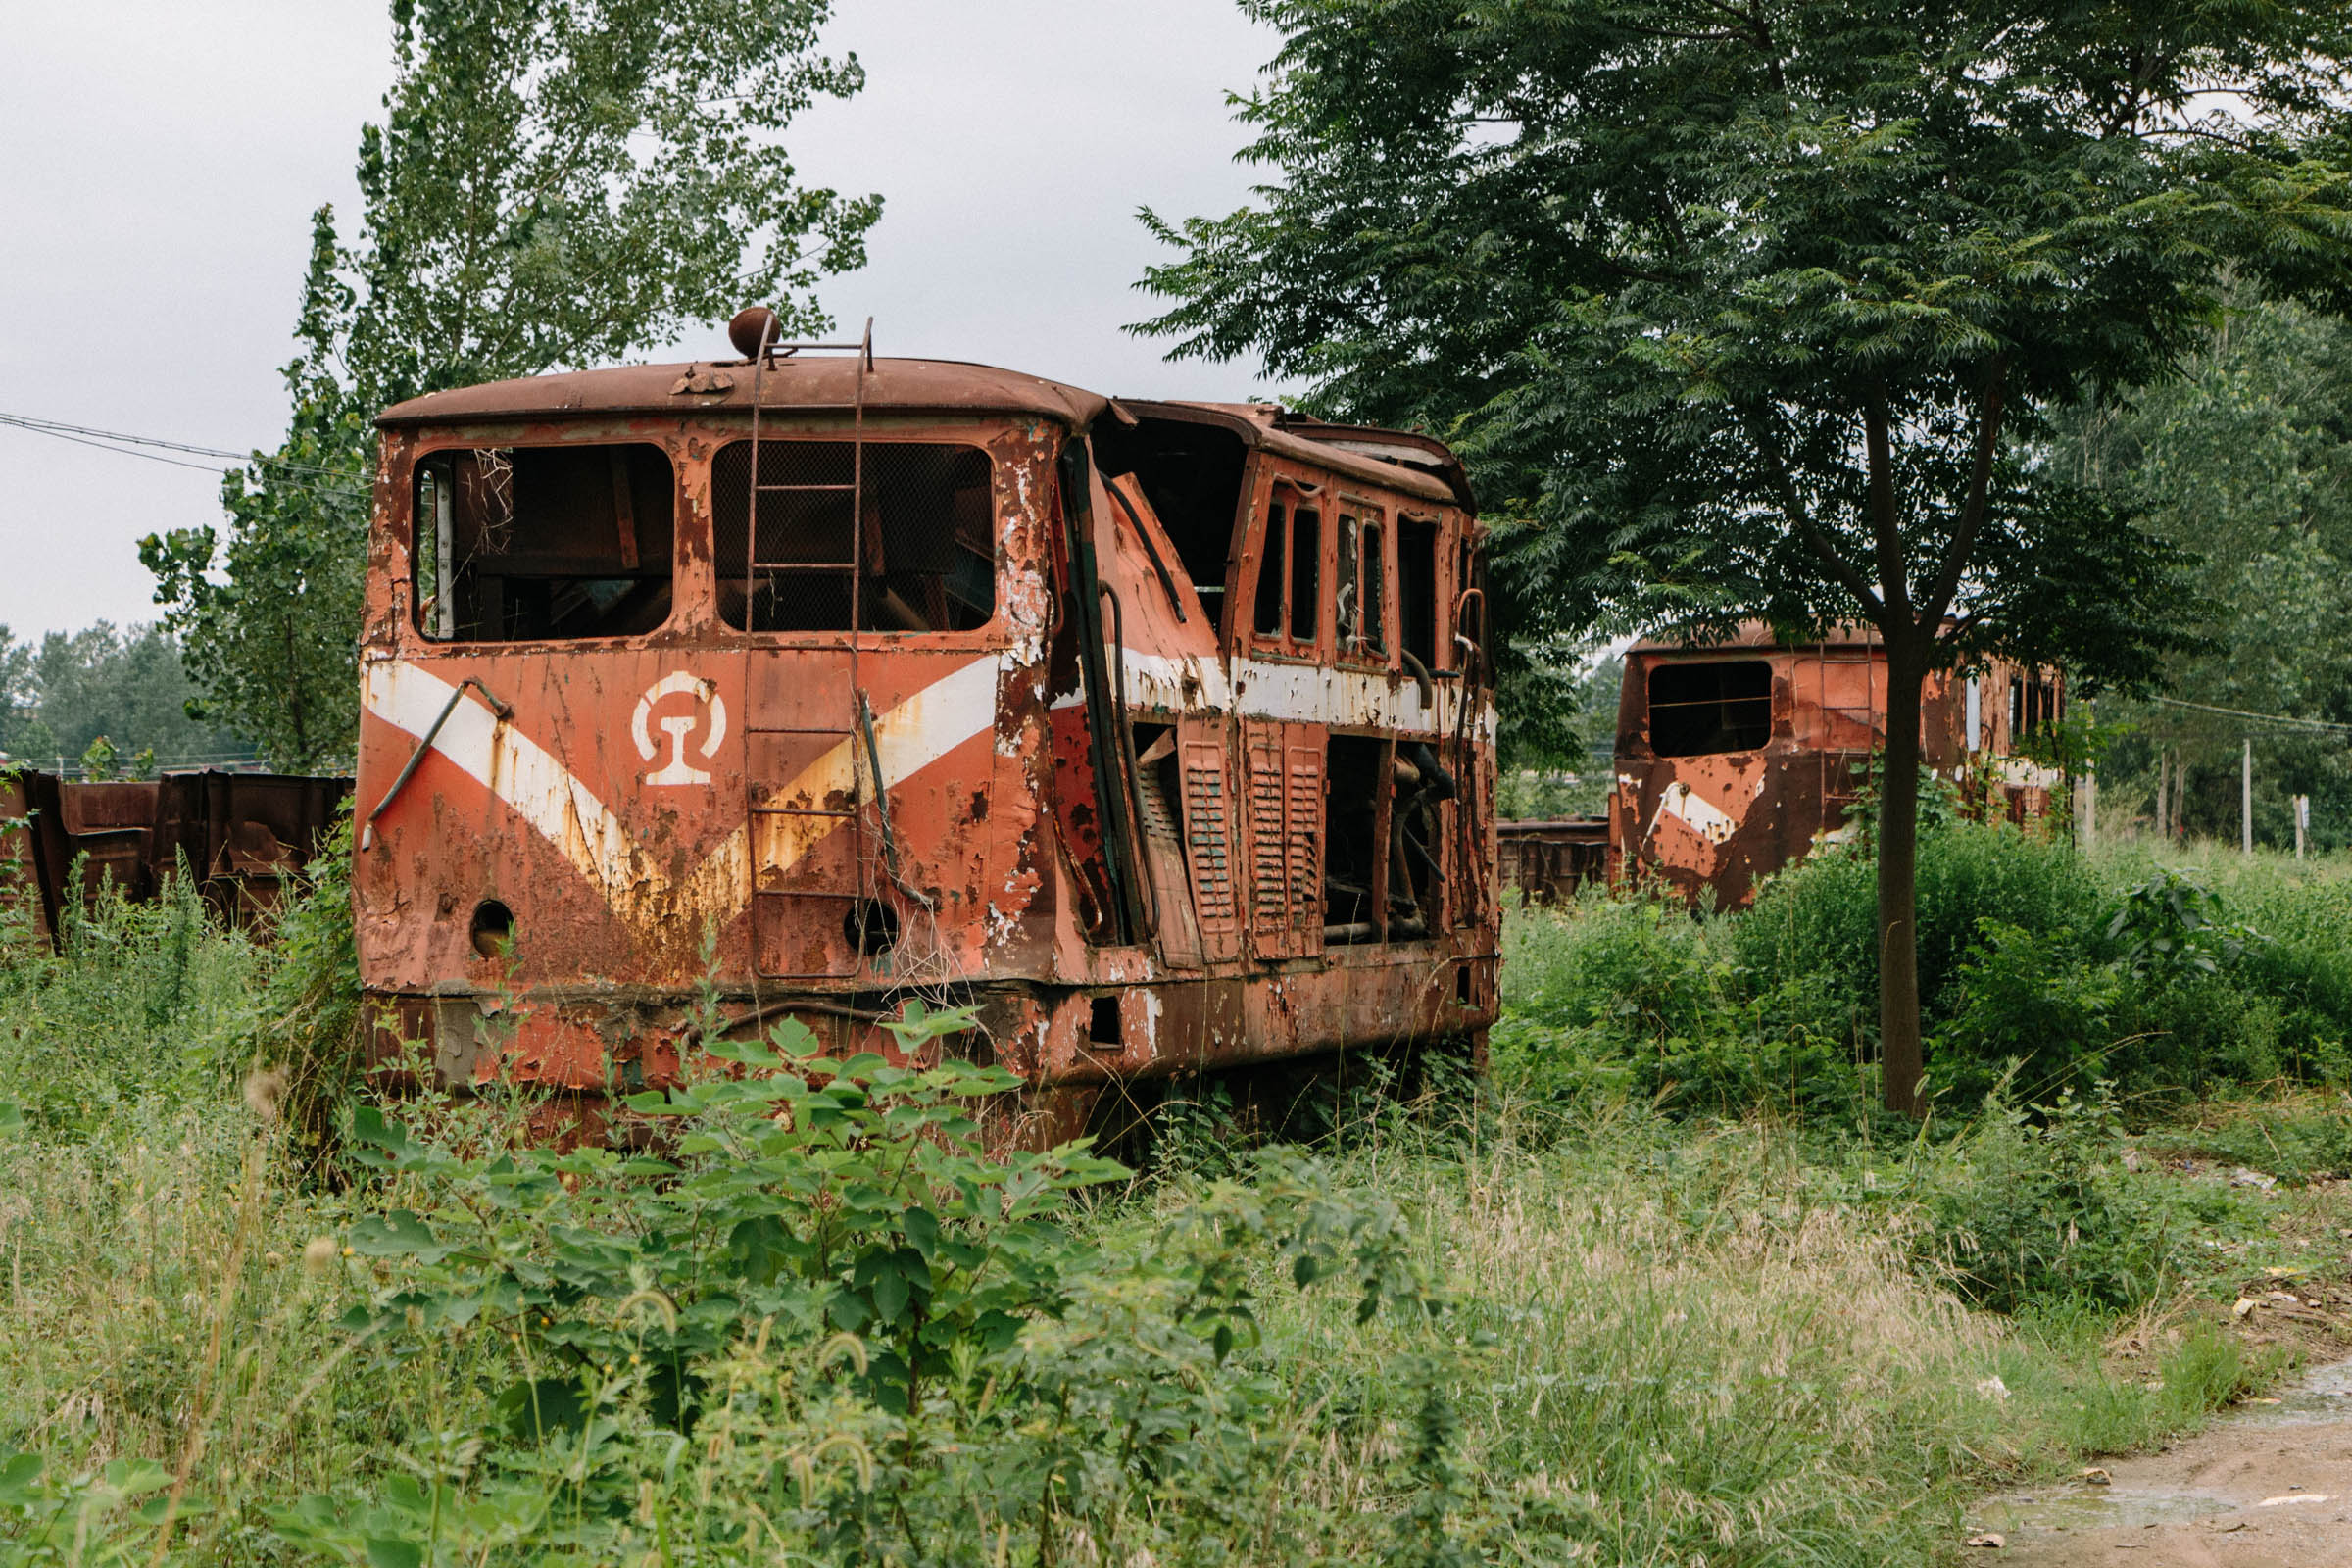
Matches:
[377,358,1474,509]
[1629,621,1911,654]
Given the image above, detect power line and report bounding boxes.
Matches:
[0,411,353,474]
[2146,693,2352,734]
[0,411,371,500]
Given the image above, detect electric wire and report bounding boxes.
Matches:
[2145,694,2352,735]
[0,411,371,500]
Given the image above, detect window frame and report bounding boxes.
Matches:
[1250,479,1327,661]
[1335,499,1391,666]
[710,432,1004,644]
[407,437,683,648]
[1644,658,1778,758]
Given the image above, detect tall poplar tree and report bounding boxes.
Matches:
[1141,0,2352,1110]
[144,0,878,768]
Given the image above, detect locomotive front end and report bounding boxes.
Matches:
[354,354,1085,1130]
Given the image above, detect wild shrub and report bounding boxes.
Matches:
[1936,920,2123,1104]
[0,867,259,1140]
[1503,886,1726,1043]
[1914,1085,2202,1314]
[268,1009,1460,1566]
[1736,818,2105,1027]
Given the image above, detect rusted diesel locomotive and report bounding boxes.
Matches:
[1608,625,2063,906]
[354,318,1498,1144]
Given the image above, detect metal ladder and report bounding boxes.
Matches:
[742,317,889,976]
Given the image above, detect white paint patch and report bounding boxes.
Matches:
[1049,649,1496,740]
[1650,780,1738,846]
[1140,987,1163,1056]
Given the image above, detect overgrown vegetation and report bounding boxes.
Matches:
[3,818,2348,1563]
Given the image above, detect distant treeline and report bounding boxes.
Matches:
[0,622,249,775]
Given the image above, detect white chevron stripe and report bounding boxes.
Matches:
[749,655,1007,877]
[360,654,1007,938]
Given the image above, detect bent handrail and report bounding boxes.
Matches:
[360,676,513,850]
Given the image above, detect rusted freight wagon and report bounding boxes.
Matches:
[1,767,350,945]
[1608,627,2061,907]
[354,315,1499,1146]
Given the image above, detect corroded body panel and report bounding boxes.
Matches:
[1608,630,2062,907]
[0,769,349,943]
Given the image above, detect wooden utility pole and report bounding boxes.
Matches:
[2155,750,2169,841]
[2241,739,2253,856]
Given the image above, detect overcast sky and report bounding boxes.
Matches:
[0,1,1282,641]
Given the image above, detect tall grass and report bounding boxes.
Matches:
[0,820,2338,1563]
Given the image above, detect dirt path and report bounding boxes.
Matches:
[1974,1361,2352,1566]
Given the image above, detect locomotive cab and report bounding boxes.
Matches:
[355,340,1498,1145]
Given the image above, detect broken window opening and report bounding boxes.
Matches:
[1647,661,1774,757]
[1322,733,1446,943]
[1337,514,1357,650]
[1253,500,1288,638]
[413,444,675,643]
[2014,676,2059,741]
[712,439,994,634]
[1399,517,1439,670]
[1090,417,1248,636]
[1288,506,1321,645]
[1335,513,1387,662]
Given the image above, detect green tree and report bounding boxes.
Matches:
[0,622,243,772]
[143,0,879,768]
[2058,295,2352,848]
[1140,0,2352,1110]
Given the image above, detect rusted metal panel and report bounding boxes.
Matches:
[1497,817,1609,905]
[0,773,54,948]
[354,350,1502,1146]
[0,769,349,945]
[1607,628,2064,907]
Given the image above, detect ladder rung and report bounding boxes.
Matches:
[746,561,856,572]
[756,482,858,493]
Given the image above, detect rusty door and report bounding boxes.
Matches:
[1177,719,1243,963]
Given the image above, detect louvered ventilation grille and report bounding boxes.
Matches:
[1248,752,1288,926]
[1183,759,1236,925]
[1285,750,1322,928]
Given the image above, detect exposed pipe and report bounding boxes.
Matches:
[1399,648,1436,708]
[1099,581,1160,940]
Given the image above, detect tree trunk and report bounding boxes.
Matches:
[1878,631,1928,1114]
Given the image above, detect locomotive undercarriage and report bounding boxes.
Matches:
[362,935,1496,1152]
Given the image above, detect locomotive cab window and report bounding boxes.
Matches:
[1398,516,1440,670]
[413,444,675,642]
[1647,661,1774,757]
[712,439,993,633]
[1251,485,1323,654]
[1337,510,1386,662]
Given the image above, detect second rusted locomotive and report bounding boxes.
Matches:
[353,315,1498,1145]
